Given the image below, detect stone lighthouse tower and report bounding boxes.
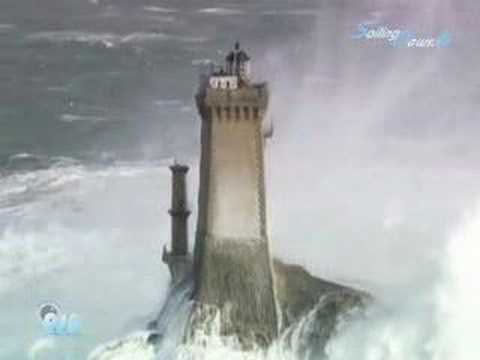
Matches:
[192,42,278,345]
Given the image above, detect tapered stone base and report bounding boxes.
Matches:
[90,257,370,359]
[191,238,278,347]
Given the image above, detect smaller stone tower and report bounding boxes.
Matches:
[169,163,190,256]
[163,163,192,283]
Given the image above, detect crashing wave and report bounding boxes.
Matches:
[89,277,193,360]
[142,6,178,14]
[196,8,245,15]
[4,153,82,173]
[88,272,365,360]
[60,114,108,124]
[0,226,67,295]
[0,160,171,295]
[28,337,57,360]
[87,332,156,360]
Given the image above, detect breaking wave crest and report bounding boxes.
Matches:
[87,201,480,360]
[3,158,478,360]
[88,286,361,360]
[196,8,245,15]
[26,31,208,48]
[0,155,171,212]
[2,158,172,359]
[0,158,170,299]
[324,203,480,360]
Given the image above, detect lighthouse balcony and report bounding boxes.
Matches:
[200,82,268,107]
[209,75,239,90]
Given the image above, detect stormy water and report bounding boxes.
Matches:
[1,0,479,359]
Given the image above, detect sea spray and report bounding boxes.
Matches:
[0,159,170,359]
[432,203,480,360]
[88,279,194,360]
[325,202,480,360]
[88,288,364,360]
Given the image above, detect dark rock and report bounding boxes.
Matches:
[273,259,371,357]
[146,333,162,345]
[273,259,370,328]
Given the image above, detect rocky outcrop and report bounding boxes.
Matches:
[273,259,369,329]
[273,260,370,358]
[153,257,369,353]
[87,258,370,360]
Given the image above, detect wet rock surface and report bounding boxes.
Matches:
[273,259,369,329]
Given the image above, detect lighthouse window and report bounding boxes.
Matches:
[235,106,240,120]
[244,106,250,120]
[225,107,231,120]
[226,81,230,89]
[253,107,259,119]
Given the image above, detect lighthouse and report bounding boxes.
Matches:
[90,42,370,359]
[192,42,278,345]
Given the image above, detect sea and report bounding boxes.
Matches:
[1,0,479,359]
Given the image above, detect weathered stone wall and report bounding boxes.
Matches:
[190,240,278,346]
[207,105,262,237]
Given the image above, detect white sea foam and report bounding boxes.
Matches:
[28,337,57,359]
[0,162,84,208]
[0,24,15,31]
[142,6,178,14]
[1,160,173,358]
[324,202,480,360]
[0,226,67,295]
[89,277,194,359]
[3,163,475,360]
[88,284,357,360]
[0,160,171,291]
[6,152,39,164]
[260,9,320,16]
[60,113,108,123]
[83,199,480,360]
[120,32,171,43]
[27,31,117,47]
[87,332,156,360]
[434,204,480,359]
[9,152,33,159]
[196,8,245,15]
[27,31,207,47]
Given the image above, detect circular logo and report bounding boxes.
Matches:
[38,302,60,320]
[38,302,61,332]
[37,302,81,336]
